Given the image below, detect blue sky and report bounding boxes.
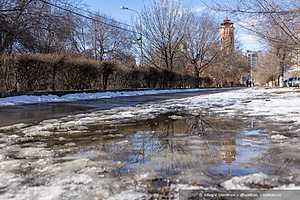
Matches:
[84,0,201,22]
[83,0,264,51]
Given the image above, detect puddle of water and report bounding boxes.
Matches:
[80,114,272,182]
[2,110,300,199]
[2,90,300,199]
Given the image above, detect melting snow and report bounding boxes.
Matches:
[1,87,300,199]
[0,88,212,107]
[221,173,279,190]
[271,134,289,141]
[222,173,300,190]
[107,190,146,200]
[5,87,300,137]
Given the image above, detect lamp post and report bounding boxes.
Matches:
[120,6,143,67]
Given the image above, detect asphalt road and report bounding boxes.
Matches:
[0,88,241,127]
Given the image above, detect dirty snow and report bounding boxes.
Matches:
[221,173,279,190]
[271,134,289,141]
[222,172,300,190]
[1,87,300,199]
[107,190,146,200]
[6,87,300,136]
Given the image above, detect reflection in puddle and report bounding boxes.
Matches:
[210,129,269,177]
[98,113,271,182]
[2,110,299,199]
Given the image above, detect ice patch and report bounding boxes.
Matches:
[8,186,64,200]
[107,190,146,200]
[116,140,129,145]
[240,130,263,136]
[169,115,185,120]
[274,184,300,190]
[271,134,288,141]
[17,147,53,159]
[221,173,279,190]
[0,123,28,131]
[59,174,93,185]
[172,184,205,191]
[0,173,21,189]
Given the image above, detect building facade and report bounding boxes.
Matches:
[246,50,259,70]
[245,50,260,86]
[219,17,235,54]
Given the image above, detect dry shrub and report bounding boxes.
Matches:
[0,54,17,92]
[0,53,197,93]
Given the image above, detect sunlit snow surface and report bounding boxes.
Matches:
[1,87,300,199]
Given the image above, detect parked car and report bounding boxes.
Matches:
[285,77,300,87]
[287,77,294,87]
[294,77,300,87]
[287,77,297,87]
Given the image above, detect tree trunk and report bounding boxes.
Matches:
[194,67,200,88]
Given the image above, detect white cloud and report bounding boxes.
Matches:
[235,15,267,50]
[191,6,205,13]
[238,32,265,50]
[239,33,260,44]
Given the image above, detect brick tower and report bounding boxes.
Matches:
[219,17,235,54]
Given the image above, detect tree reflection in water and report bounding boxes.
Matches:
[107,112,246,180]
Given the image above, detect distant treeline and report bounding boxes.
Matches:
[0,53,215,93]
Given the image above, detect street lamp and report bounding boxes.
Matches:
[120,5,143,67]
[120,6,142,19]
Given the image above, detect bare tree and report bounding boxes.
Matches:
[88,14,134,61]
[254,51,281,86]
[202,50,248,87]
[141,0,191,71]
[183,13,219,87]
[0,0,32,53]
[0,0,80,53]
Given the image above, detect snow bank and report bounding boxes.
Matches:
[274,184,300,190]
[0,88,211,107]
[221,173,279,190]
[177,87,300,124]
[222,172,300,191]
[220,88,300,123]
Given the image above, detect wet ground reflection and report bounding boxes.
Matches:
[2,109,299,199]
[82,112,272,183]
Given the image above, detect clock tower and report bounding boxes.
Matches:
[220,17,235,54]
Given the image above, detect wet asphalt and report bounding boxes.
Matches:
[0,88,241,127]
